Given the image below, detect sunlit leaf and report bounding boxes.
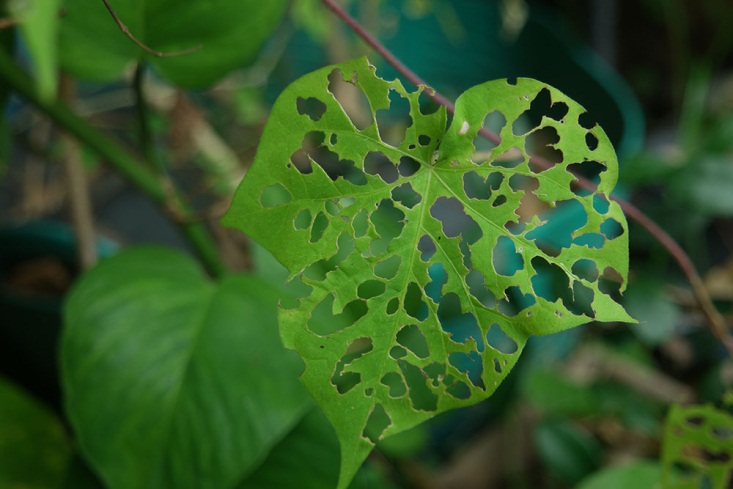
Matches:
[224,56,633,488]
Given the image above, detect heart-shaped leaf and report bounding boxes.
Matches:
[62,247,311,489]
[224,56,633,488]
[58,0,286,87]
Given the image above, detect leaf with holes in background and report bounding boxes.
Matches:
[223,56,634,488]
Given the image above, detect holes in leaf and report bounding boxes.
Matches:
[260,183,292,208]
[439,293,484,352]
[418,235,436,262]
[497,286,536,316]
[447,381,471,399]
[280,274,312,310]
[493,357,503,373]
[465,270,497,307]
[290,130,364,184]
[331,337,373,394]
[512,88,568,136]
[303,232,354,281]
[472,111,505,163]
[464,171,504,200]
[396,324,430,359]
[398,360,438,411]
[578,111,597,130]
[296,96,326,121]
[485,323,518,354]
[571,259,599,282]
[386,297,400,315]
[418,135,431,146]
[425,263,447,301]
[566,281,595,317]
[586,132,599,151]
[294,209,312,230]
[593,194,610,214]
[567,160,606,181]
[430,197,481,245]
[363,403,391,443]
[370,199,405,255]
[418,90,440,115]
[493,195,508,207]
[398,156,421,177]
[328,69,372,130]
[601,218,624,240]
[381,372,407,398]
[599,267,623,296]
[389,345,407,359]
[353,209,369,238]
[508,174,539,193]
[309,211,329,243]
[526,126,563,170]
[308,294,367,336]
[358,280,386,300]
[530,255,570,304]
[490,148,524,169]
[449,351,484,389]
[376,89,411,146]
[325,200,340,216]
[364,151,399,184]
[374,255,401,280]
[392,182,421,209]
[573,233,605,249]
[404,282,428,321]
[424,362,445,388]
[492,235,524,276]
[525,199,587,255]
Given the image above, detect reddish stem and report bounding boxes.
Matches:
[320,0,733,356]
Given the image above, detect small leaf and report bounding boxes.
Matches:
[224,56,633,487]
[62,247,311,489]
[0,376,72,488]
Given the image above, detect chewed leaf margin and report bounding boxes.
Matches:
[223,56,634,489]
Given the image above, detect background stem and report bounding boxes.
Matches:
[320,0,733,356]
[0,48,226,277]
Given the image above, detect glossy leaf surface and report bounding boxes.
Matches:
[58,0,286,87]
[224,57,633,487]
[62,247,310,489]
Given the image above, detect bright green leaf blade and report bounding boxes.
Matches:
[575,461,663,489]
[0,376,72,488]
[8,0,61,100]
[661,403,733,489]
[58,0,286,87]
[62,247,311,489]
[224,56,633,488]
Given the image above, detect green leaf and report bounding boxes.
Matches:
[242,408,398,489]
[0,376,72,488]
[575,461,663,489]
[224,56,633,488]
[661,403,733,489]
[670,157,733,216]
[62,247,311,489]
[623,276,680,346]
[534,418,603,485]
[58,0,287,87]
[8,0,61,101]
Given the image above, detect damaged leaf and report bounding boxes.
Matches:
[224,56,633,488]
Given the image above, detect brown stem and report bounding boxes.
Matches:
[320,0,733,356]
[102,0,201,57]
[59,74,98,270]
